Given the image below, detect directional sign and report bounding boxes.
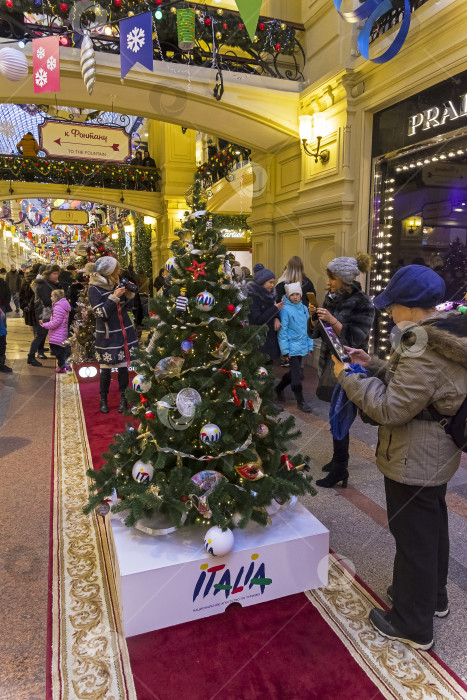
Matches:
[50,209,89,225]
[39,120,130,163]
[421,163,467,189]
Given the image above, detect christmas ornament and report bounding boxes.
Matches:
[145,410,155,420]
[132,374,151,393]
[200,423,221,443]
[189,470,227,518]
[176,388,201,417]
[154,356,184,379]
[80,31,96,95]
[181,340,194,354]
[0,48,28,82]
[95,502,110,516]
[196,291,215,310]
[204,526,234,557]
[256,423,269,438]
[235,454,264,481]
[165,257,176,271]
[174,287,189,314]
[211,331,234,360]
[256,367,268,377]
[216,31,222,40]
[186,259,206,280]
[132,460,154,484]
[177,7,196,52]
[231,369,242,380]
[227,304,236,314]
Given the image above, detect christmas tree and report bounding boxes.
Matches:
[84,213,315,535]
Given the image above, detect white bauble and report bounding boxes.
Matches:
[132,460,154,484]
[132,374,151,393]
[256,366,268,377]
[204,526,234,557]
[265,499,281,516]
[196,291,215,310]
[0,48,28,82]
[165,257,176,271]
[200,423,221,443]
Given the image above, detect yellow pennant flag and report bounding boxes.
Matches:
[235,0,263,42]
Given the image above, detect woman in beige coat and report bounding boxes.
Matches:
[332,265,467,651]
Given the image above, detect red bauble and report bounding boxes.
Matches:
[227,304,236,314]
[115,0,121,5]
[60,2,67,10]
[60,36,69,45]
[223,23,228,30]
[5,0,13,7]
[238,23,243,29]
[205,17,212,26]
[275,43,281,51]
[145,410,155,420]
[155,0,162,3]
[259,23,264,31]
[98,246,104,251]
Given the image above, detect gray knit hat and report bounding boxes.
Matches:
[327,253,371,284]
[95,256,117,276]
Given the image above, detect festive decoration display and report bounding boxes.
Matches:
[165,257,176,271]
[33,36,60,93]
[174,288,189,314]
[0,47,28,82]
[133,214,152,279]
[84,212,315,534]
[80,32,96,95]
[132,374,151,393]
[177,8,196,51]
[204,526,235,557]
[120,12,154,78]
[256,367,268,377]
[234,0,263,42]
[132,460,154,484]
[200,423,221,443]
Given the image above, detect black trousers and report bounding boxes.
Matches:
[50,343,68,369]
[100,367,129,396]
[0,334,6,364]
[277,355,304,392]
[29,322,47,356]
[384,476,449,640]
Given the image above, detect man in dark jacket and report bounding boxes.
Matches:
[6,264,21,312]
[59,265,76,296]
[142,150,156,168]
[0,268,11,314]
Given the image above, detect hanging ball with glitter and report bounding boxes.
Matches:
[132,374,151,393]
[181,340,194,354]
[204,526,234,557]
[165,257,176,272]
[200,423,221,443]
[132,460,154,484]
[196,291,215,310]
[256,366,268,377]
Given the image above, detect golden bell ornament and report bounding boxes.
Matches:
[216,31,222,40]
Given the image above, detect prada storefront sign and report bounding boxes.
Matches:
[372,69,467,157]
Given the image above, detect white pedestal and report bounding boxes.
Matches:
[108,502,329,638]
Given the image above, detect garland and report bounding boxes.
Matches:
[133,213,152,278]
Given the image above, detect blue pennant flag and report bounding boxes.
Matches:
[120,12,154,79]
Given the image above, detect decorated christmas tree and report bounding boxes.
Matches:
[84,213,315,551]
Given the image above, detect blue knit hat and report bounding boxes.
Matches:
[254,267,275,286]
[253,263,265,274]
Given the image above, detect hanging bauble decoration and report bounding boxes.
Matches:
[234,453,264,481]
[165,256,176,271]
[176,388,201,417]
[177,8,196,52]
[256,367,268,377]
[196,291,215,310]
[0,48,28,82]
[204,526,234,557]
[181,340,194,354]
[80,31,96,95]
[200,423,221,443]
[189,470,227,518]
[132,374,151,393]
[132,460,154,484]
[145,410,155,420]
[154,356,184,379]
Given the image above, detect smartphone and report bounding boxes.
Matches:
[306,292,317,307]
[319,320,351,362]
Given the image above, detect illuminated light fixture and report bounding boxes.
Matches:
[299,113,330,164]
[154,9,162,19]
[143,216,156,225]
[104,26,112,35]
[18,40,26,48]
[432,156,439,161]
[124,225,133,233]
[4,229,12,238]
[111,232,118,239]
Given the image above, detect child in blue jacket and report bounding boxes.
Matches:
[276,283,314,412]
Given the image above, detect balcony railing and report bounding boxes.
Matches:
[0,6,305,84]
[369,0,429,43]
[195,145,251,187]
[0,154,161,192]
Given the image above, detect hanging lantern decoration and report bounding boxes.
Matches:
[177,8,196,52]
[80,31,96,95]
[0,47,28,82]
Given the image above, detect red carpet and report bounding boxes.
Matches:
[79,375,386,700]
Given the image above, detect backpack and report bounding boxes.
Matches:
[428,397,467,452]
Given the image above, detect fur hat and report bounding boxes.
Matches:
[254,266,275,286]
[87,256,117,277]
[285,282,302,298]
[327,252,371,284]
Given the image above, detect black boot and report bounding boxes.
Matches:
[316,465,349,488]
[323,435,350,472]
[292,387,313,413]
[275,374,290,402]
[118,393,128,414]
[321,460,334,473]
[0,362,12,373]
[99,368,111,413]
[27,354,42,367]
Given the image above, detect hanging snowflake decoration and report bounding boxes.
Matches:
[46,56,57,71]
[0,122,16,138]
[35,68,48,88]
[36,46,45,60]
[127,27,145,53]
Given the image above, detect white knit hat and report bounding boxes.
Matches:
[95,256,117,276]
[285,282,302,298]
[327,257,360,284]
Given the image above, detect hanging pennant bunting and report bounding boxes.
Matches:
[32,36,60,94]
[234,0,263,43]
[120,12,154,79]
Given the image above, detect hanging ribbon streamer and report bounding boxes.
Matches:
[136,432,253,461]
[333,0,412,63]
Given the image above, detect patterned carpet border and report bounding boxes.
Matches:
[50,373,136,700]
[307,555,467,700]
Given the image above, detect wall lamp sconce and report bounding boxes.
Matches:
[299,114,330,163]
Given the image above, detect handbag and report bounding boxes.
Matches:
[41,305,52,322]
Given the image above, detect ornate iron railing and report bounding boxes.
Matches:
[0,154,161,192]
[196,145,251,187]
[369,0,429,43]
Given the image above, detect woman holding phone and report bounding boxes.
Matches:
[308,253,374,488]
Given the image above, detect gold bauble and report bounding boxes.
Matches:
[253,35,259,43]
[195,9,200,15]
[171,5,177,12]
[217,8,223,14]
[216,31,222,40]
[281,22,286,30]
[127,10,134,16]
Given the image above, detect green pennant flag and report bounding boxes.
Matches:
[235,0,263,43]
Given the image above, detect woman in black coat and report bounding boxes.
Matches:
[87,257,138,414]
[247,265,284,361]
[28,265,62,366]
[308,253,374,488]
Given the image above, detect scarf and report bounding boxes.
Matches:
[329,364,370,439]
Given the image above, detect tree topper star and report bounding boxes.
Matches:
[185,259,206,280]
